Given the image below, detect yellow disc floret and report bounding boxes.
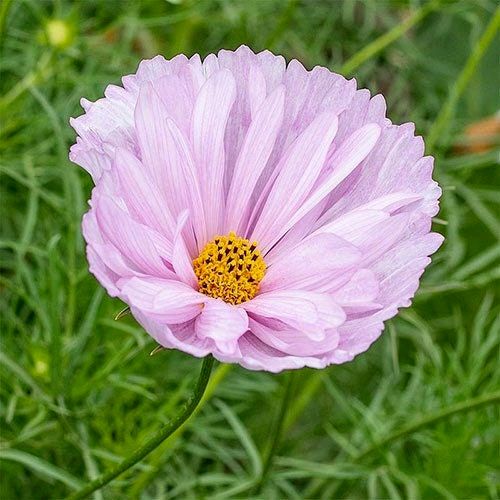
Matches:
[193,232,266,305]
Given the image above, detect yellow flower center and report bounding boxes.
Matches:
[193,232,266,305]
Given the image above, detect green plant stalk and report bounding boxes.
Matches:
[0,53,52,110]
[427,6,500,151]
[309,390,500,500]
[355,390,500,461]
[128,362,233,497]
[340,0,441,75]
[0,0,12,42]
[283,371,324,433]
[255,371,296,493]
[66,356,215,500]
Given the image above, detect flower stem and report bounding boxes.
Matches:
[354,390,500,461]
[427,6,500,151]
[67,355,215,500]
[340,0,441,76]
[255,371,296,493]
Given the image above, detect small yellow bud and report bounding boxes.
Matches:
[33,358,49,378]
[45,19,74,49]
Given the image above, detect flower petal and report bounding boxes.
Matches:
[155,74,193,134]
[83,210,152,283]
[225,85,285,234]
[276,123,381,240]
[250,318,340,357]
[191,69,236,237]
[112,147,176,237]
[358,192,422,213]
[134,82,171,187]
[261,233,361,292]
[195,299,248,355]
[172,211,198,288]
[164,118,207,250]
[237,333,324,372]
[85,245,120,297]
[135,84,205,249]
[252,111,339,252]
[244,289,345,341]
[331,269,382,314]
[248,63,267,118]
[316,192,421,228]
[132,312,212,358]
[120,276,204,324]
[95,194,173,277]
[350,213,411,263]
[314,209,389,241]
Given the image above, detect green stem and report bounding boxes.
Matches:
[0,0,12,42]
[0,52,52,110]
[427,7,500,151]
[67,356,215,500]
[354,390,500,461]
[128,363,233,497]
[340,0,441,76]
[255,371,296,493]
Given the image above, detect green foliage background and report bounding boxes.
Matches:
[1,0,499,498]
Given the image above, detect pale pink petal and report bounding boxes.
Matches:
[83,210,156,285]
[331,269,381,314]
[244,290,345,341]
[313,209,389,240]
[134,55,176,83]
[252,111,339,251]
[164,118,207,250]
[112,147,176,237]
[225,85,285,234]
[155,74,193,134]
[250,318,340,357]
[135,84,205,247]
[237,333,325,372]
[120,277,204,324]
[95,194,173,277]
[248,64,267,118]
[316,192,421,228]
[263,202,327,265]
[85,245,120,297]
[261,233,361,292]
[332,236,443,361]
[191,69,236,236]
[372,233,444,283]
[132,311,211,358]
[134,82,172,187]
[350,213,411,263]
[360,192,423,213]
[324,123,435,222]
[202,53,220,77]
[325,314,386,365]
[195,299,249,355]
[255,49,286,91]
[69,139,111,182]
[216,46,263,177]
[275,123,381,240]
[69,84,136,181]
[172,211,198,288]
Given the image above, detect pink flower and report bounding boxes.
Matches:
[70,46,443,372]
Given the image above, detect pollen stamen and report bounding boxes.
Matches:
[193,232,266,305]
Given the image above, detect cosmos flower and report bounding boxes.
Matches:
[70,45,442,372]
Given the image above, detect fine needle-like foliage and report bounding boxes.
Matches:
[1,1,499,499]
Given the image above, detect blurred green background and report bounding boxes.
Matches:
[1,0,499,498]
